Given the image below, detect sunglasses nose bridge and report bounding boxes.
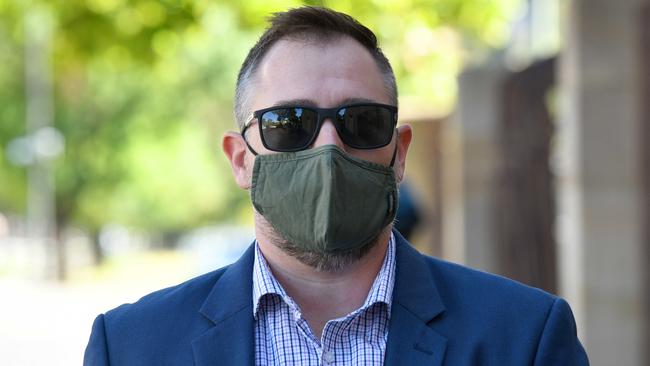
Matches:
[316,107,343,133]
[316,108,339,124]
[311,108,344,148]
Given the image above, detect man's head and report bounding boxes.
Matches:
[234,6,398,130]
[223,7,412,271]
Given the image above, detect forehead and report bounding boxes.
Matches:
[250,37,391,109]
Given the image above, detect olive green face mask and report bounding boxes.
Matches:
[251,145,398,254]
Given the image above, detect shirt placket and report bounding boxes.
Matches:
[324,315,359,366]
[252,235,396,366]
[289,303,326,365]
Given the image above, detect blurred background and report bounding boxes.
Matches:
[0,0,647,365]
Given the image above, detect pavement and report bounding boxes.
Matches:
[0,250,201,366]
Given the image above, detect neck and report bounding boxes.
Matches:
[256,226,391,339]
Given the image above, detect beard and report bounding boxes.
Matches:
[255,211,392,272]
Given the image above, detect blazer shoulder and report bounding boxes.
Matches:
[416,255,587,364]
[103,265,229,326]
[99,242,256,337]
[86,240,258,365]
[423,255,557,317]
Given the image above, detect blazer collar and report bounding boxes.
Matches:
[191,231,448,366]
[384,230,448,365]
[192,243,256,366]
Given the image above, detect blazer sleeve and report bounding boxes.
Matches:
[533,298,590,365]
[84,314,110,366]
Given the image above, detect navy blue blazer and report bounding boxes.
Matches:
[84,232,589,365]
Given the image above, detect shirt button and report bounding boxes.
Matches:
[322,350,335,364]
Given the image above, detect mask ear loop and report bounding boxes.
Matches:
[389,129,399,167]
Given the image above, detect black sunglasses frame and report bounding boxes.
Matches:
[241,103,398,153]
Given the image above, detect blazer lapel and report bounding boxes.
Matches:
[192,244,256,366]
[190,234,448,365]
[385,232,448,365]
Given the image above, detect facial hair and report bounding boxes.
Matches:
[255,211,392,272]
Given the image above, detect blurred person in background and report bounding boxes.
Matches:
[394,182,422,241]
[84,6,588,365]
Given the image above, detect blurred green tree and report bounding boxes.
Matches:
[0,0,520,263]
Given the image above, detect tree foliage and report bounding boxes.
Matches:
[0,0,520,235]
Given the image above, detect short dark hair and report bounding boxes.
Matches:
[234,6,398,129]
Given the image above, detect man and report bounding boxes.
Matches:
[84,7,589,365]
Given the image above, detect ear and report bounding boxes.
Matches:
[222,132,252,189]
[394,124,412,182]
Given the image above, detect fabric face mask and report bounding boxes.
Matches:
[251,145,398,253]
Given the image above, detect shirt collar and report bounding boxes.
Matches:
[252,241,291,317]
[252,233,397,319]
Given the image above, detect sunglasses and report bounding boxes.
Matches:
[241,103,398,152]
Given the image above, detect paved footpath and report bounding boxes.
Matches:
[0,256,197,365]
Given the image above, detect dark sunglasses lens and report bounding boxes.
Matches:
[260,108,318,151]
[337,106,395,148]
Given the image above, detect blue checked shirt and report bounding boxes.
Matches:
[252,234,396,366]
